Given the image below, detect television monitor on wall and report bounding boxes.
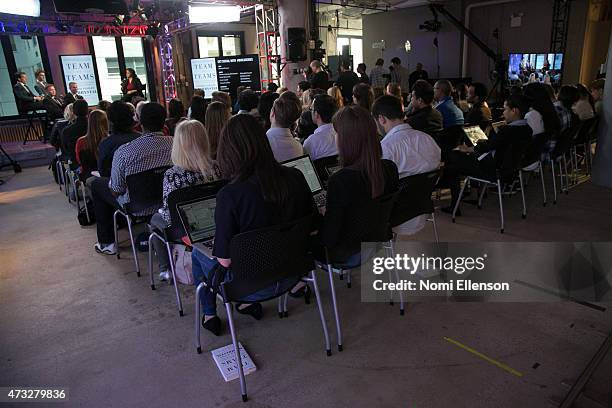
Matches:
[507,52,564,86]
[190,54,261,100]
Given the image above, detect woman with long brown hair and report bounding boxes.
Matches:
[205,101,231,159]
[352,83,375,112]
[75,109,108,181]
[191,114,317,336]
[319,105,398,265]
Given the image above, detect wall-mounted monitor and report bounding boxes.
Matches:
[190,54,261,100]
[508,52,564,86]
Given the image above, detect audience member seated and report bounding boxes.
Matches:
[205,101,232,159]
[42,84,65,120]
[523,82,561,139]
[233,86,247,113]
[405,80,443,136]
[303,94,339,160]
[132,100,149,133]
[352,83,375,112]
[187,89,204,117]
[91,103,173,255]
[336,61,360,104]
[76,110,108,182]
[590,79,604,116]
[297,81,311,99]
[453,82,470,114]
[433,80,464,128]
[317,105,399,265]
[211,91,232,110]
[188,95,207,126]
[327,86,344,109]
[97,101,140,178]
[442,94,533,215]
[297,88,325,140]
[62,82,84,108]
[13,72,44,113]
[150,120,221,282]
[237,89,263,124]
[61,100,89,164]
[266,92,303,162]
[50,104,74,151]
[98,100,112,113]
[465,82,492,132]
[573,84,595,121]
[258,91,280,131]
[165,98,186,136]
[554,85,579,133]
[192,114,317,335]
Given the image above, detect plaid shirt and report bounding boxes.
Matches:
[110,132,173,215]
[554,101,572,133]
[369,65,388,89]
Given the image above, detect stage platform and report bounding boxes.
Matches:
[0,141,56,170]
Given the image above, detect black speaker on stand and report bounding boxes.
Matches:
[287,27,307,62]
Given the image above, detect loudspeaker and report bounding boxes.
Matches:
[287,27,307,62]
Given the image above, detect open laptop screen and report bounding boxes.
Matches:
[178,198,216,243]
[463,125,488,146]
[281,155,323,194]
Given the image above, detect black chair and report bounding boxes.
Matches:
[315,191,399,351]
[434,126,467,162]
[113,166,171,276]
[147,180,227,317]
[550,122,582,201]
[312,155,340,188]
[520,132,550,208]
[194,215,331,402]
[570,116,599,177]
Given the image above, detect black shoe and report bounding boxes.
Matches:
[202,315,221,336]
[288,284,312,304]
[236,303,263,320]
[441,206,461,216]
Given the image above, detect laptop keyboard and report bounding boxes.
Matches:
[314,192,327,208]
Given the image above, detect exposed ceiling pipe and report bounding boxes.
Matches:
[462,0,519,77]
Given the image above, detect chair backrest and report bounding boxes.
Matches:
[390,169,439,227]
[573,116,600,144]
[498,130,532,183]
[222,215,315,301]
[167,180,227,235]
[434,125,467,160]
[551,121,582,160]
[312,154,340,188]
[522,131,550,166]
[125,166,171,214]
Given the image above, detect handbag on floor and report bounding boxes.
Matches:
[173,244,194,285]
[77,200,96,226]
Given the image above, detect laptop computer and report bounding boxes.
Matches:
[177,197,217,258]
[281,155,327,208]
[463,125,488,146]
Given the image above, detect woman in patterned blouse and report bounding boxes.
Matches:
[150,119,221,282]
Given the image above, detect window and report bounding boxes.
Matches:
[92,36,121,102]
[197,32,244,58]
[0,49,18,117]
[121,37,148,97]
[12,36,44,94]
[336,37,363,69]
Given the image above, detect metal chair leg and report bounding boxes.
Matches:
[165,241,183,316]
[452,177,469,222]
[195,282,205,354]
[277,296,283,318]
[80,182,90,223]
[346,269,352,288]
[496,180,504,233]
[225,302,248,402]
[113,210,121,259]
[326,263,343,351]
[125,214,141,276]
[518,171,526,219]
[385,244,394,305]
[431,212,440,243]
[550,161,557,204]
[283,293,288,317]
[477,184,487,209]
[308,270,331,356]
[389,240,404,315]
[148,233,156,290]
[538,163,547,207]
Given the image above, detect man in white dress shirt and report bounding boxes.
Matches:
[303,94,338,160]
[266,91,303,162]
[372,95,441,234]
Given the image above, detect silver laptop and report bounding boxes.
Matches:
[281,155,327,208]
[177,197,217,257]
[463,125,488,146]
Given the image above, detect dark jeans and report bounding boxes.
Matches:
[90,177,121,244]
[446,150,497,207]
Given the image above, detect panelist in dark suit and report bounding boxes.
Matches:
[43,84,65,120]
[62,82,84,108]
[34,69,49,96]
[13,72,44,113]
[120,68,144,102]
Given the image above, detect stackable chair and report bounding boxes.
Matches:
[113,166,170,276]
[147,180,226,317]
[549,122,582,202]
[388,169,441,315]
[570,116,599,178]
[315,191,399,352]
[519,132,549,208]
[63,164,91,223]
[194,215,331,402]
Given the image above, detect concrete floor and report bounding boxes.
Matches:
[1,166,611,408]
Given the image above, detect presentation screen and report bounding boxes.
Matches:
[191,54,261,99]
[59,55,100,106]
[507,52,564,87]
[190,58,219,95]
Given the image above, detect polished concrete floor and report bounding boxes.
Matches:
[1,166,611,408]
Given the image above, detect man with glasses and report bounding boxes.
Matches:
[433,79,464,128]
[303,94,338,160]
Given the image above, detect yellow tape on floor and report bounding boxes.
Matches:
[444,337,524,378]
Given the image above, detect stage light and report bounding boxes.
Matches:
[2,0,41,17]
[188,5,241,24]
[405,40,411,53]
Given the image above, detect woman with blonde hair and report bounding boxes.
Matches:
[75,109,108,181]
[205,101,231,159]
[328,86,344,108]
[150,119,221,282]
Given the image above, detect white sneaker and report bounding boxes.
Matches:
[94,242,117,255]
[159,270,171,282]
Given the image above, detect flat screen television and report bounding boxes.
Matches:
[508,52,564,86]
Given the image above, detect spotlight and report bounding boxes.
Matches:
[145,22,160,36]
[55,20,69,32]
[112,15,124,26]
